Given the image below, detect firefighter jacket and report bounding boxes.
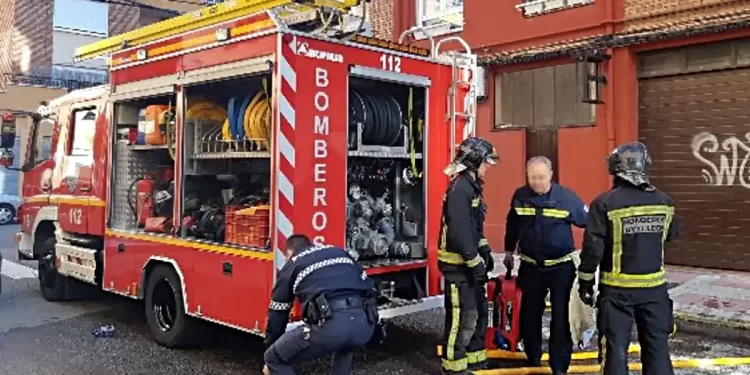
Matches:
[578,181,679,289]
[504,183,588,267]
[264,244,375,347]
[437,172,487,281]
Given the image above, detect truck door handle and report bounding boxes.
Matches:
[80,186,91,192]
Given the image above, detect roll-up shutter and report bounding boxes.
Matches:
[179,55,273,86]
[111,74,178,102]
[639,68,750,271]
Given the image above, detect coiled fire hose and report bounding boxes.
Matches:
[220,77,272,150]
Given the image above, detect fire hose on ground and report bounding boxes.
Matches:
[434,291,744,374]
[436,344,750,374]
[472,356,750,374]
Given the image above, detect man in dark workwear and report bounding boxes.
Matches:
[438,136,499,374]
[503,156,588,375]
[578,142,678,375]
[263,234,378,375]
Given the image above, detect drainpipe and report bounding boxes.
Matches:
[604,0,616,153]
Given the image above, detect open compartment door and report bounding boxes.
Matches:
[111,74,178,102]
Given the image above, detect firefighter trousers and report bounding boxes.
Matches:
[597,288,674,375]
[518,261,575,372]
[264,308,375,375]
[442,279,488,373]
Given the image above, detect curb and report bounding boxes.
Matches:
[674,311,750,330]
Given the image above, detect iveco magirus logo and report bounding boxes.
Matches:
[295,41,343,64]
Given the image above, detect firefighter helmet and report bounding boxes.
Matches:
[606,142,652,187]
[444,136,499,175]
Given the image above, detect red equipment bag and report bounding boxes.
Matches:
[498,269,523,352]
[144,216,172,233]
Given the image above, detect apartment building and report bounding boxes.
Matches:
[0,0,201,196]
[383,0,750,271]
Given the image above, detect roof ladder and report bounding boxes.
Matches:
[397,29,477,161]
[435,37,477,160]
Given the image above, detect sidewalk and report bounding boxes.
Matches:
[490,253,750,329]
[667,265,750,329]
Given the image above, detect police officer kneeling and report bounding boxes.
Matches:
[263,234,378,375]
[578,142,679,375]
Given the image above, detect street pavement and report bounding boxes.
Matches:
[1,226,749,375]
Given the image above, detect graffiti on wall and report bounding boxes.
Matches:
[692,131,750,187]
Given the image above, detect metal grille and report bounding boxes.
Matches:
[111,142,154,229]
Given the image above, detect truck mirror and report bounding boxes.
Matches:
[1,113,17,150]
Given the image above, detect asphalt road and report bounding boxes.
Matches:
[1,223,749,375]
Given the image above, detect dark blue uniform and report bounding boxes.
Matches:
[504,183,587,373]
[264,244,377,375]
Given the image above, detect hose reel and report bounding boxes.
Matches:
[349,89,404,147]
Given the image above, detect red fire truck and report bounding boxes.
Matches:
[10,0,480,347]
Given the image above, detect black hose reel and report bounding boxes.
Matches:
[349,90,404,147]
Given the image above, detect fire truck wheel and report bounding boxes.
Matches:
[38,237,68,301]
[144,265,195,348]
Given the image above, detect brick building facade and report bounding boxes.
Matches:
[0,0,201,196]
[385,0,750,271]
[0,0,202,90]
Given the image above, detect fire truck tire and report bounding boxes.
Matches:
[38,237,68,301]
[144,265,196,348]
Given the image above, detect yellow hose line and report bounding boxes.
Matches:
[437,344,638,361]
[487,344,641,361]
[187,101,227,122]
[473,357,750,375]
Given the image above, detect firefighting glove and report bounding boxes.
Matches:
[472,260,489,285]
[503,251,514,273]
[479,245,495,273]
[578,279,595,307]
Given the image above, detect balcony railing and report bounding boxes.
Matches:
[2,73,107,92]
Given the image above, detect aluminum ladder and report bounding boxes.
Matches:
[397,29,478,160]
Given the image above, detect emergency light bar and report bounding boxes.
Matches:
[73,0,360,62]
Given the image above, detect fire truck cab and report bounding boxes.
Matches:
[13,0,480,347]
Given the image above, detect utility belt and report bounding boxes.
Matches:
[303,294,379,325]
[519,253,573,267]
